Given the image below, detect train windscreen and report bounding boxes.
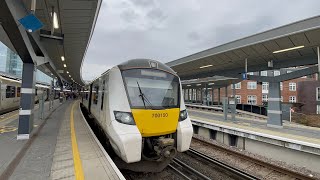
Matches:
[122,69,180,109]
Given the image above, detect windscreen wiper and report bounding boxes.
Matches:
[136,81,163,110]
[137,81,146,109]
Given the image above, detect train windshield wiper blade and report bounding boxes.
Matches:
[136,81,162,110]
[137,81,147,109]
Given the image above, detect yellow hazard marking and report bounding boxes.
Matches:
[0,113,18,123]
[0,126,18,133]
[70,102,84,180]
[131,108,179,137]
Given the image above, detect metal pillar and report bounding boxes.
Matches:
[17,63,36,140]
[211,88,214,106]
[232,84,236,98]
[218,88,221,105]
[225,86,228,97]
[205,85,209,106]
[317,47,320,80]
[267,82,283,128]
[195,89,198,103]
[200,88,203,104]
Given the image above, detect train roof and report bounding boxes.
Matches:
[118,59,176,75]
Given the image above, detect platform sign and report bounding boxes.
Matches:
[18,14,43,32]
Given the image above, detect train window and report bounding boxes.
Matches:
[6,86,16,98]
[101,80,105,110]
[35,88,38,95]
[93,85,99,104]
[17,87,21,97]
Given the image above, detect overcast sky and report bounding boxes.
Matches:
[82,0,320,81]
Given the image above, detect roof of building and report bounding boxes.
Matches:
[167,16,320,80]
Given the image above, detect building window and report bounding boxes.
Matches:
[289,82,296,91]
[231,82,241,89]
[247,82,257,89]
[262,94,268,102]
[317,87,320,101]
[289,96,296,103]
[262,82,269,91]
[235,95,241,104]
[247,72,254,75]
[280,82,283,91]
[317,105,320,114]
[261,71,267,76]
[247,95,257,105]
[274,70,280,76]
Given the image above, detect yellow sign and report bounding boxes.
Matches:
[131,108,180,137]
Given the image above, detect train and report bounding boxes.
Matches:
[0,75,60,114]
[82,59,193,172]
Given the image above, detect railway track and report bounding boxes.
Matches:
[187,148,257,180]
[192,137,315,180]
[168,158,211,180]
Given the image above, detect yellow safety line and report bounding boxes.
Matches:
[70,102,84,180]
[0,113,18,123]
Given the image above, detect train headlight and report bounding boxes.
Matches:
[179,109,188,121]
[114,111,135,125]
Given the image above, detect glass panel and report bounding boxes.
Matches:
[122,69,179,109]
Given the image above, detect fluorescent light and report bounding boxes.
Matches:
[53,12,59,29]
[196,84,201,86]
[63,64,67,67]
[273,45,304,54]
[187,85,191,87]
[67,71,69,74]
[61,56,65,61]
[69,75,71,77]
[208,82,215,85]
[199,64,213,69]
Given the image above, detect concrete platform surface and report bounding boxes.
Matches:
[188,108,320,145]
[0,100,124,180]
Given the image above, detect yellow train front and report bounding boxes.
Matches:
[82,59,193,172]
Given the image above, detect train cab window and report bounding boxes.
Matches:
[6,86,16,98]
[101,80,105,110]
[17,87,21,97]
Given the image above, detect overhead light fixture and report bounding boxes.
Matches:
[187,85,191,87]
[69,75,71,77]
[61,56,65,61]
[196,84,201,86]
[53,12,59,29]
[67,71,69,74]
[199,64,213,69]
[63,64,67,67]
[273,45,304,54]
[208,82,215,85]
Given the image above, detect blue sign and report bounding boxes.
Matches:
[18,14,43,32]
[242,73,247,80]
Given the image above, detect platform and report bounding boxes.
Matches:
[188,107,320,173]
[0,100,125,180]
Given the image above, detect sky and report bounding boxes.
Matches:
[81,0,320,81]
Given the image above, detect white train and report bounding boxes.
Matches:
[0,75,50,114]
[82,59,193,171]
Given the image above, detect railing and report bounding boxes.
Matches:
[185,103,268,120]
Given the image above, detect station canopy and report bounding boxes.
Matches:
[181,76,239,89]
[167,16,320,80]
[0,0,101,86]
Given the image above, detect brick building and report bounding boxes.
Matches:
[210,68,317,106]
